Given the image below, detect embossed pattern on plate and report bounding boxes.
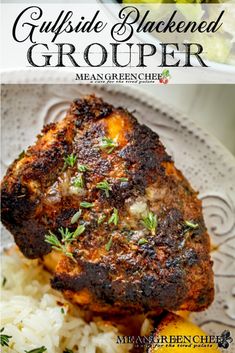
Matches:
[1,84,235,351]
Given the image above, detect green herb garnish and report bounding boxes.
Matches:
[61,307,65,314]
[24,347,47,353]
[99,137,117,154]
[18,150,25,159]
[105,237,113,251]
[185,220,199,229]
[2,277,6,287]
[98,214,106,225]
[138,238,148,246]
[96,180,112,197]
[71,210,82,224]
[108,208,119,226]
[63,153,77,168]
[78,164,90,172]
[73,175,84,189]
[45,225,85,261]
[141,211,157,235]
[0,328,12,347]
[119,177,128,182]
[72,225,86,238]
[63,349,74,353]
[80,201,94,208]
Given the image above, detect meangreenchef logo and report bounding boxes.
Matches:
[116,330,233,349]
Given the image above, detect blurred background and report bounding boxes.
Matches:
[136,85,235,155]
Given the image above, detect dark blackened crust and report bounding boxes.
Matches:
[51,208,213,313]
[1,95,214,314]
[71,96,114,123]
[51,267,188,314]
[1,116,74,258]
[118,123,171,201]
[70,96,170,205]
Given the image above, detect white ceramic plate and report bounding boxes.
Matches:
[1,84,235,351]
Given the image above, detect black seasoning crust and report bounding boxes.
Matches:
[1,95,214,315]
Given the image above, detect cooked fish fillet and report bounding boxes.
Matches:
[1,95,214,315]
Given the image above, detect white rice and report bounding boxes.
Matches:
[0,251,133,353]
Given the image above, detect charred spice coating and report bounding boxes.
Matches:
[0,95,214,315]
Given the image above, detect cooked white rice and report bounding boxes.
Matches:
[0,251,133,353]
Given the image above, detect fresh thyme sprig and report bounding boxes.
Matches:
[138,238,148,246]
[2,277,6,287]
[63,153,77,168]
[78,164,90,172]
[108,208,119,226]
[71,210,82,224]
[18,150,25,159]
[105,236,113,251]
[24,347,47,353]
[97,214,106,225]
[80,201,94,208]
[45,225,85,261]
[96,180,112,197]
[73,175,84,189]
[0,328,12,347]
[183,220,199,238]
[141,211,158,235]
[119,177,128,182]
[185,220,199,229]
[99,137,117,154]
